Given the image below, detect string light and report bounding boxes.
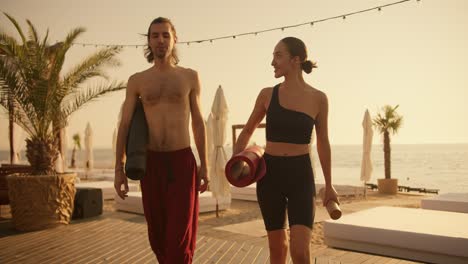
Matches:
[71,0,416,48]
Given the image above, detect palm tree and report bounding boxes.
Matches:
[70,133,81,168]
[0,13,126,175]
[373,105,403,180]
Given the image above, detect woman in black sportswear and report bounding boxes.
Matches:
[233,37,339,264]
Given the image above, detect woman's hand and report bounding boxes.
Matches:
[323,185,339,206]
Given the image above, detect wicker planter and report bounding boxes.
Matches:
[6,172,76,231]
[377,178,398,195]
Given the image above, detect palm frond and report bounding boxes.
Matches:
[61,81,126,117]
[3,12,27,45]
[61,46,122,95]
[26,19,39,45]
[42,29,49,47]
[47,28,86,96]
[373,104,403,135]
[0,92,37,136]
[0,32,23,58]
[62,27,86,49]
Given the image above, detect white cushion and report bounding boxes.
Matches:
[421,193,468,213]
[75,181,138,200]
[231,183,257,201]
[324,206,468,264]
[230,183,365,201]
[115,191,230,214]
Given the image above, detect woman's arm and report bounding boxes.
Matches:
[233,88,269,155]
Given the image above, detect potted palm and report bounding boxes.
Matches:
[373,105,403,195]
[70,133,81,168]
[0,13,125,231]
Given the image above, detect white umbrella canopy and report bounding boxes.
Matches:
[205,118,213,165]
[207,85,231,201]
[11,123,26,164]
[112,128,117,167]
[84,122,94,171]
[55,152,64,173]
[360,109,374,182]
[308,130,319,179]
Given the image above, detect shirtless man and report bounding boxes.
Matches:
[114,17,208,264]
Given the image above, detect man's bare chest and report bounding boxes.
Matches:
[140,77,191,104]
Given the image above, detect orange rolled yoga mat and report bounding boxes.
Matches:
[225,146,266,187]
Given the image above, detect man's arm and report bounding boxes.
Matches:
[233,88,268,155]
[114,74,139,199]
[189,70,208,192]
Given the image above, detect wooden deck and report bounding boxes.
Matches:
[0,202,422,264]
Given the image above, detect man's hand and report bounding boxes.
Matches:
[114,167,129,200]
[197,165,209,193]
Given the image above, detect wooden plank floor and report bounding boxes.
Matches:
[0,209,422,264]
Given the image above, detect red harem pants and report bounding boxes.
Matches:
[141,147,199,264]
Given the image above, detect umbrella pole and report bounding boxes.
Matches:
[364,181,367,199]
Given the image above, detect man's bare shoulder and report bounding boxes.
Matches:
[176,66,198,79]
[126,72,144,92]
[128,70,147,84]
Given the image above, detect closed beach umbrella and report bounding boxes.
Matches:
[207,85,231,216]
[205,118,213,165]
[360,109,374,185]
[113,102,124,167]
[84,122,94,172]
[112,127,117,167]
[60,127,68,170]
[309,130,318,179]
[11,123,26,164]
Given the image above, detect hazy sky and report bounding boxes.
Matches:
[1,0,467,150]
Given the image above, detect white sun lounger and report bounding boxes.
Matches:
[421,193,468,213]
[230,183,365,201]
[231,183,257,201]
[75,181,138,200]
[324,206,468,264]
[115,191,231,214]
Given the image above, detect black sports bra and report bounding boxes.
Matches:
[266,84,315,144]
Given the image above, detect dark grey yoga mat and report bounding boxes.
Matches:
[125,99,148,180]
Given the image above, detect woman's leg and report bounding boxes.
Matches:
[286,154,315,263]
[289,225,312,264]
[267,229,289,264]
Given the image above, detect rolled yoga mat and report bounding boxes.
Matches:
[225,146,266,187]
[125,99,148,180]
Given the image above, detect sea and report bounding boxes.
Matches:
[1,144,467,194]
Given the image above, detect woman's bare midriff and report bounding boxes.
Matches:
[265,141,310,156]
